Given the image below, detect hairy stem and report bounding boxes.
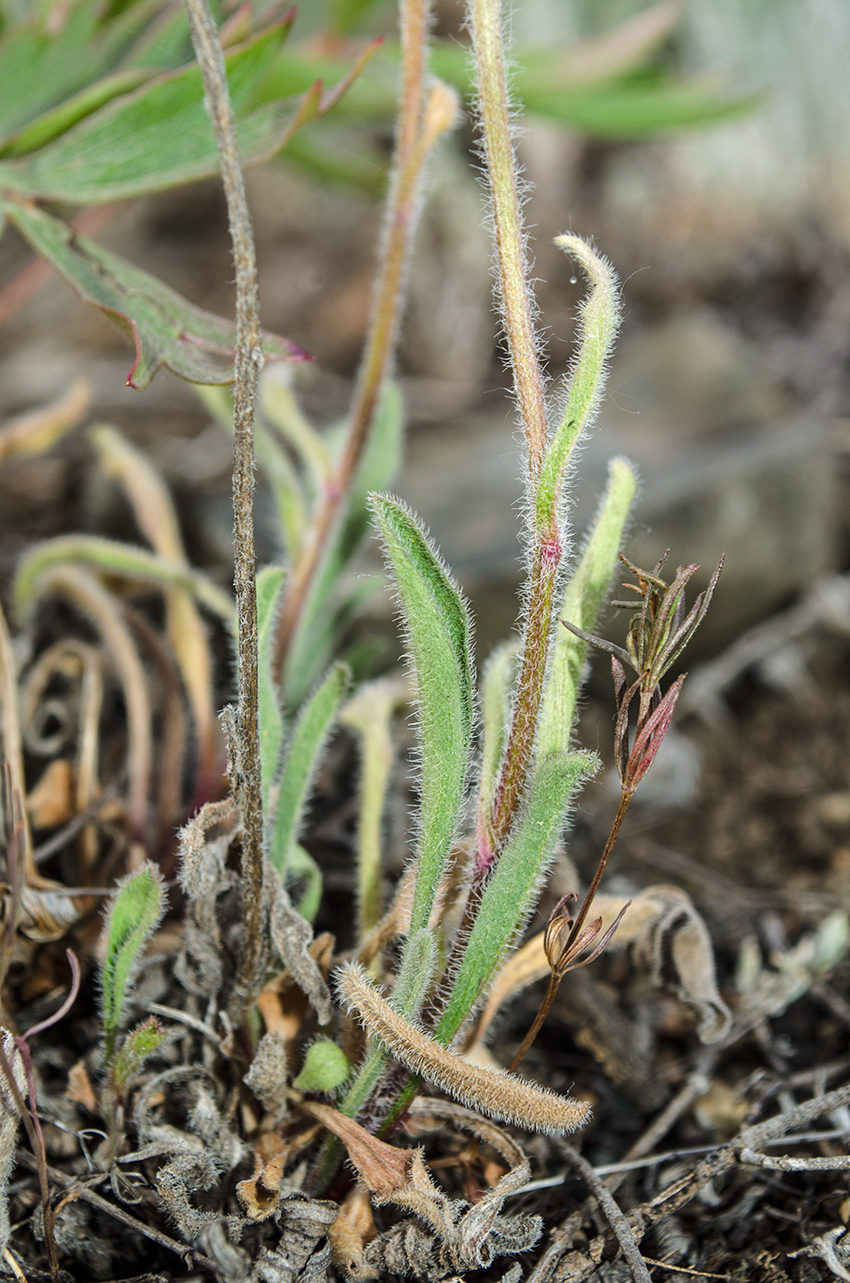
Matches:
[488,538,560,849]
[468,0,548,474]
[273,0,434,684]
[183,0,265,1014]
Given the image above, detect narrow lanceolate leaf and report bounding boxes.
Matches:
[339,963,590,1134]
[0,200,307,388]
[437,752,598,1046]
[257,566,287,806]
[536,236,621,528]
[369,495,473,936]
[341,676,407,942]
[268,663,351,879]
[0,22,300,203]
[99,864,165,1065]
[536,458,636,760]
[13,534,235,623]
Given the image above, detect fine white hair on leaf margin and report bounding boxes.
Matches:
[337,961,590,1135]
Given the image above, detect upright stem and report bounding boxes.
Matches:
[468,0,548,475]
[273,0,432,683]
[184,0,265,1012]
[488,536,559,848]
[467,0,564,854]
[565,788,632,954]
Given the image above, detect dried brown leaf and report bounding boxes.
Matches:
[65,1060,98,1115]
[329,1186,378,1280]
[471,885,730,1051]
[236,1133,286,1221]
[27,759,75,829]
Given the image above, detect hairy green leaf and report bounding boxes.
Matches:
[536,458,636,760]
[436,751,598,1045]
[369,495,473,937]
[393,927,437,1020]
[13,533,235,623]
[290,842,323,923]
[536,236,621,527]
[0,21,305,203]
[257,566,287,807]
[269,663,351,879]
[99,864,165,1065]
[0,200,307,387]
[293,1038,352,1093]
[111,1015,166,1093]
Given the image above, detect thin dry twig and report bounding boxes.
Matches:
[558,1143,652,1283]
[183,0,265,1016]
[13,1149,216,1272]
[533,1081,850,1283]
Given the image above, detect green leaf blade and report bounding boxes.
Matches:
[369,495,474,937]
[0,22,299,203]
[284,382,404,706]
[269,663,351,879]
[99,864,165,1065]
[0,201,307,387]
[436,751,598,1045]
[536,458,636,760]
[257,566,287,807]
[13,533,235,624]
[537,236,621,527]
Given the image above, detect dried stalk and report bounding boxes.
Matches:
[272,0,439,683]
[183,0,265,1013]
[558,1143,652,1283]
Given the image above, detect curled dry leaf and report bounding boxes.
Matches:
[243,1029,289,1127]
[236,1131,286,1222]
[328,1186,378,1280]
[338,962,590,1134]
[268,868,332,1027]
[305,1099,541,1276]
[405,1097,543,1270]
[65,1060,98,1115]
[259,931,335,1056]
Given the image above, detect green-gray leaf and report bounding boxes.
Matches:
[436,751,598,1045]
[0,21,305,203]
[536,458,636,760]
[13,533,235,623]
[257,566,287,807]
[99,864,165,1065]
[268,663,351,879]
[369,495,473,937]
[284,382,404,706]
[0,201,307,388]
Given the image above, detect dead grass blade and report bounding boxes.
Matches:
[26,565,153,842]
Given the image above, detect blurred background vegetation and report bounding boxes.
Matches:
[0,0,846,664]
